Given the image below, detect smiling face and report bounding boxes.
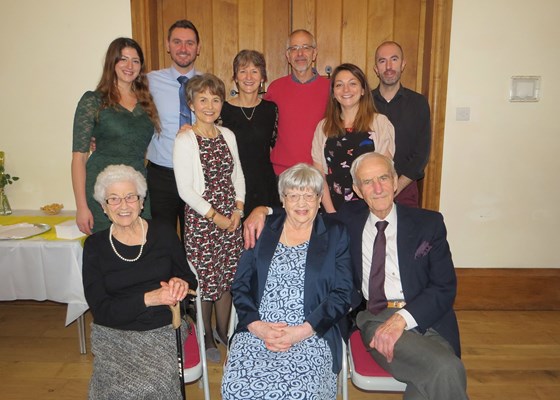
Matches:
[167,27,200,74]
[102,181,143,228]
[282,187,321,227]
[374,42,406,87]
[333,69,365,110]
[235,62,263,96]
[190,88,223,125]
[352,156,397,219]
[114,47,141,86]
[285,31,317,76]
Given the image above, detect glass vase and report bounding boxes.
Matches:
[0,188,12,215]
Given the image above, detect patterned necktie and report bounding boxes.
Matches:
[177,76,191,126]
[368,220,389,314]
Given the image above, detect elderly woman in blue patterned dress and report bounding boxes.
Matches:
[222,163,354,400]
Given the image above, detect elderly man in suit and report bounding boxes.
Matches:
[339,152,468,400]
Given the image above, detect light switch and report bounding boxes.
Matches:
[456,107,470,121]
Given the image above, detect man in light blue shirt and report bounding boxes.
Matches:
[147,20,202,238]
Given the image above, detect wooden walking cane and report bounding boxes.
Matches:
[170,302,186,400]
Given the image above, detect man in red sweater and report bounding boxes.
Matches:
[264,29,330,175]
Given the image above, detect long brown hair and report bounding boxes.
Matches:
[323,63,377,138]
[96,37,160,132]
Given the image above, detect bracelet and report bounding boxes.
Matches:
[208,209,217,221]
[233,208,244,218]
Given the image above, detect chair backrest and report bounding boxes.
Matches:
[348,330,407,392]
[182,261,210,400]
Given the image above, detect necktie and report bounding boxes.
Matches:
[177,76,191,126]
[368,220,389,314]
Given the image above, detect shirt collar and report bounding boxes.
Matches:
[170,66,197,81]
[373,84,406,103]
[368,202,397,227]
[291,68,319,84]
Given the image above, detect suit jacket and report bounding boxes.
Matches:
[232,213,355,373]
[337,200,461,357]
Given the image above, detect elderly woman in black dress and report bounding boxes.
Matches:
[219,50,280,217]
[83,164,196,399]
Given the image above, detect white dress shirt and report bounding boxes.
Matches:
[146,67,200,168]
[361,204,418,329]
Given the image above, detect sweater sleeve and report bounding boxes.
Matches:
[370,113,395,158]
[311,119,328,173]
[173,130,212,216]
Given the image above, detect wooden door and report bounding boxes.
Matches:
[130,0,452,210]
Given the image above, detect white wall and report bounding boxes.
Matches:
[2,0,558,269]
[0,0,131,210]
[441,0,560,268]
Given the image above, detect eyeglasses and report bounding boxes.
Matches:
[286,45,315,53]
[283,193,318,203]
[105,194,141,205]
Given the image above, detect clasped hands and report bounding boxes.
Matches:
[248,320,314,352]
[213,211,241,232]
[144,277,190,307]
[368,313,407,363]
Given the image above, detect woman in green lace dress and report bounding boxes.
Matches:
[72,37,160,234]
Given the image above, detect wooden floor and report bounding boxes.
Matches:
[0,302,559,400]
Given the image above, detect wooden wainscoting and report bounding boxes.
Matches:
[455,268,560,311]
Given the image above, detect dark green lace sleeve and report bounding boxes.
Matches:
[72,91,102,152]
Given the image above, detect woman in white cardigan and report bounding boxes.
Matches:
[173,73,245,363]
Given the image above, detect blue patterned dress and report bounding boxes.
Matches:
[222,241,337,399]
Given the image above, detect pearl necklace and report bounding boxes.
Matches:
[240,105,256,121]
[109,218,145,262]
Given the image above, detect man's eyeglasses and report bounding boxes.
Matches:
[286,45,315,53]
[283,193,318,203]
[105,194,141,205]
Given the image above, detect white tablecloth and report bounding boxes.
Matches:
[0,238,88,326]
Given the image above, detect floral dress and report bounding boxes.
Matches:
[324,129,375,209]
[222,241,337,400]
[183,134,243,301]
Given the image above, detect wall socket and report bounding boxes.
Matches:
[456,107,470,121]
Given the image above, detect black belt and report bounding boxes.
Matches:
[147,161,173,171]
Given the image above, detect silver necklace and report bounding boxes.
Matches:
[109,218,145,262]
[240,105,256,121]
[282,227,291,247]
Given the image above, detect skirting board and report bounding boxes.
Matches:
[455,268,560,310]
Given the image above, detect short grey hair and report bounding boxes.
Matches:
[286,29,317,49]
[278,163,323,199]
[350,152,397,185]
[93,164,147,204]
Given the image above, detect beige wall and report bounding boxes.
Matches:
[2,0,558,268]
[0,0,131,210]
[441,0,560,268]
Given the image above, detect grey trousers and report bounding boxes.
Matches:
[356,308,469,400]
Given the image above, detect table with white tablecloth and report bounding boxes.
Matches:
[0,211,88,353]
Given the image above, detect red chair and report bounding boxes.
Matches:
[348,330,407,392]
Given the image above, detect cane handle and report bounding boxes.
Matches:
[170,302,181,329]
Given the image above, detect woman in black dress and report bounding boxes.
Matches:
[220,50,280,217]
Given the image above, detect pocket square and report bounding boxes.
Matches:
[414,241,432,259]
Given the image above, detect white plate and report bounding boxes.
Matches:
[0,223,51,240]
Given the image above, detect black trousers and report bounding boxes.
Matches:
[146,161,185,242]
